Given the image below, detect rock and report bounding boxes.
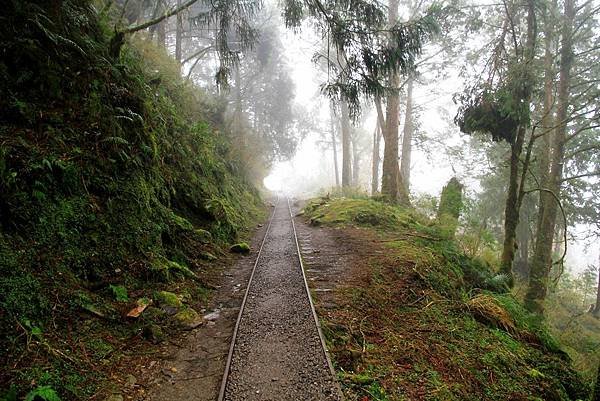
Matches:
[105,394,123,401]
[203,310,220,321]
[230,242,250,254]
[154,291,183,309]
[174,307,204,329]
[142,324,164,344]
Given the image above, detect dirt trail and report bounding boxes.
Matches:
[222,198,341,401]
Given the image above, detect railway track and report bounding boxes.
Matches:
[217,197,342,401]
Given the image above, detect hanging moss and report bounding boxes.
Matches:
[455,87,525,143]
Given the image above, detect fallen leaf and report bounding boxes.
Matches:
[126,298,152,318]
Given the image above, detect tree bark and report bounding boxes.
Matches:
[499,126,526,282]
[400,76,414,194]
[381,0,409,205]
[525,0,574,314]
[341,99,352,188]
[157,19,166,49]
[175,0,183,63]
[371,120,381,194]
[514,199,531,279]
[498,0,537,285]
[534,1,556,244]
[352,131,360,186]
[330,102,340,188]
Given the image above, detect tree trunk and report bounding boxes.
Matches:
[330,102,340,188]
[352,132,360,186]
[175,0,183,63]
[381,0,409,205]
[499,127,526,283]
[399,76,414,194]
[157,0,167,49]
[534,1,556,245]
[514,200,531,279]
[233,66,243,138]
[525,0,574,314]
[498,0,537,285]
[157,20,166,48]
[593,245,600,317]
[340,99,352,188]
[371,120,381,194]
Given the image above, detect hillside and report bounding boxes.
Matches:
[0,1,264,399]
[302,196,589,401]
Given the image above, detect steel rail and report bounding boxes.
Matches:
[217,196,343,401]
[217,196,279,401]
[287,197,344,400]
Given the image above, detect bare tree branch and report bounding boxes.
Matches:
[120,0,199,34]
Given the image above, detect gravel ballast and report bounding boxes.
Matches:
[223,198,341,401]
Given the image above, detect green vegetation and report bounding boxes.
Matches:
[0,0,264,399]
[304,196,588,400]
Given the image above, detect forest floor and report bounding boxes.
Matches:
[297,197,587,401]
[109,220,270,401]
[105,196,586,401]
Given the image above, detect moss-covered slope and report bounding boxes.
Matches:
[304,197,588,401]
[0,0,263,398]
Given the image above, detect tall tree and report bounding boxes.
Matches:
[525,0,576,313]
[381,0,411,204]
[399,76,414,193]
[330,102,341,187]
[371,120,382,194]
[341,98,352,187]
[456,0,538,286]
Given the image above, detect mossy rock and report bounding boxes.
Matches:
[154,291,183,309]
[142,324,164,344]
[230,242,250,254]
[174,307,204,329]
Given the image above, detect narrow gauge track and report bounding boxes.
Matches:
[217,197,341,401]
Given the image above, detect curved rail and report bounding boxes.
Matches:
[217,196,279,401]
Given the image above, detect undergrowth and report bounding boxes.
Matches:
[0,1,264,399]
[304,196,589,400]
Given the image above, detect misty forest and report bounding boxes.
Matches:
[1,0,600,400]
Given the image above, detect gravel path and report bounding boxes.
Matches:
[223,198,341,401]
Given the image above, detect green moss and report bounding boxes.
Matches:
[304,197,420,231]
[304,196,588,401]
[154,291,183,309]
[0,1,266,397]
[174,307,202,328]
[230,242,250,254]
[151,257,197,281]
